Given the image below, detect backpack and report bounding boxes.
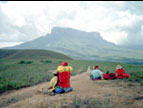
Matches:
[58,71,70,88]
[103,72,116,80]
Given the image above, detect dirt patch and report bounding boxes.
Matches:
[0,66,143,108]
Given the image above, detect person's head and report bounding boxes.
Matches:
[59,61,68,66]
[106,71,109,74]
[116,65,122,70]
[94,65,99,69]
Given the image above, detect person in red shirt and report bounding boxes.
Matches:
[116,65,130,79]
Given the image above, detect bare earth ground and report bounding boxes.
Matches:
[0,66,143,108]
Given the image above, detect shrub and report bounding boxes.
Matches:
[26,61,32,64]
[19,60,25,64]
[46,60,52,63]
[19,60,32,64]
[40,60,52,64]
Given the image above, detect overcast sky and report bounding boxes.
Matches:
[0,1,143,48]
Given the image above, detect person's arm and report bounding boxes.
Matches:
[49,77,58,91]
[100,71,105,80]
[101,73,103,79]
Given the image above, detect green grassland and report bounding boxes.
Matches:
[0,49,143,94]
[0,49,72,60]
[0,59,89,93]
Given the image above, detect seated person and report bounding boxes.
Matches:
[116,65,130,79]
[90,65,104,80]
[54,61,73,94]
[48,71,58,95]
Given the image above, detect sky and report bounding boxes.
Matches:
[0,1,143,48]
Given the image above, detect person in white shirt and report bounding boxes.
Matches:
[90,65,104,80]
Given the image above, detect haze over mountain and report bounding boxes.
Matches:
[4,27,143,63]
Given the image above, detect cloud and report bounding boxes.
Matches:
[119,20,143,46]
[0,1,143,48]
[0,1,8,4]
[0,42,22,48]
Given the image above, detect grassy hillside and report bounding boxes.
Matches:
[0,49,72,60]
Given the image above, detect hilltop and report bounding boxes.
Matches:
[0,49,72,60]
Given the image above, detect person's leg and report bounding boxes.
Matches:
[93,77,101,80]
[123,73,130,78]
[117,75,124,79]
[55,87,64,94]
[63,87,73,92]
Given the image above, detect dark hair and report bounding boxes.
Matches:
[94,65,99,69]
[54,73,58,76]
[106,71,109,74]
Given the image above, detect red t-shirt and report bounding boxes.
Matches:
[116,68,124,79]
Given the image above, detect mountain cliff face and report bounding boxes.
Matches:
[4,27,143,62]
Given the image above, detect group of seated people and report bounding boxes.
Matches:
[90,65,130,80]
[47,62,130,96]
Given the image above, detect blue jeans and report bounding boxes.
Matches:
[55,87,73,94]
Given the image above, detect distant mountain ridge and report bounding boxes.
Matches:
[3,27,143,63]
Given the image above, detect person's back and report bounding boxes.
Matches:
[90,65,103,80]
[91,69,103,79]
[55,61,73,94]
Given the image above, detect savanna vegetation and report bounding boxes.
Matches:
[0,49,143,94]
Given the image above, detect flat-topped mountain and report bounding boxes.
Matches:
[4,27,143,63]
